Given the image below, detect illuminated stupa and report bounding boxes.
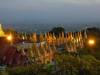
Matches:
[0,24,5,37]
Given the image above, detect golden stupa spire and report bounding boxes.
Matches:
[0,24,5,37]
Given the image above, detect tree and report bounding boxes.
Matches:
[49,27,65,37]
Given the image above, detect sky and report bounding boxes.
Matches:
[0,0,100,24]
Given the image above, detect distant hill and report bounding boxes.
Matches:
[3,23,100,33]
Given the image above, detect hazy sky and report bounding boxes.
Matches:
[0,0,100,24]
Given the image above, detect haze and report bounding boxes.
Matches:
[0,0,100,24]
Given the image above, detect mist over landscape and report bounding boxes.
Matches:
[3,23,100,33]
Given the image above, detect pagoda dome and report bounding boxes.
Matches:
[0,24,6,37]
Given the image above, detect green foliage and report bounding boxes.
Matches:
[8,67,31,75]
[79,48,100,60]
[7,64,40,75]
[55,52,100,75]
[6,51,100,75]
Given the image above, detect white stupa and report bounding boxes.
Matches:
[0,24,5,37]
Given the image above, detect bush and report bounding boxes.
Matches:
[6,53,100,75]
[7,64,40,75]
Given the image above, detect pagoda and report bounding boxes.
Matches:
[0,24,7,58]
[0,24,7,47]
[0,24,5,37]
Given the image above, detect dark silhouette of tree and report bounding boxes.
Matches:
[49,27,65,37]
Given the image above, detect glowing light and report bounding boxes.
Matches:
[22,36,25,40]
[7,35,12,41]
[88,39,95,45]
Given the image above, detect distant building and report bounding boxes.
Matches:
[16,41,46,51]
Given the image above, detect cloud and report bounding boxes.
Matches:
[1,0,100,5]
[67,0,100,4]
[0,0,100,11]
[0,0,100,24]
[41,0,100,5]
